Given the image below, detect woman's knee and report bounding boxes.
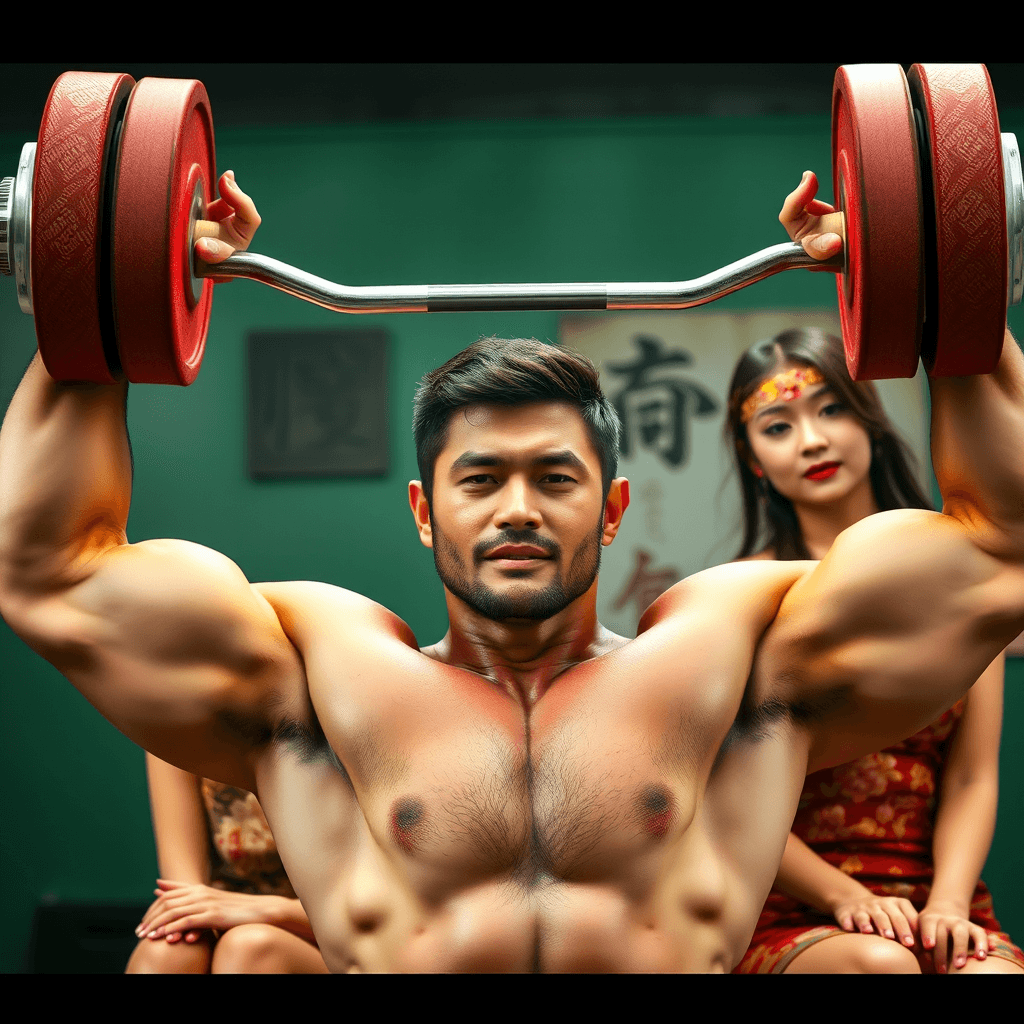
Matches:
[846,935,922,974]
[125,934,213,974]
[210,923,285,974]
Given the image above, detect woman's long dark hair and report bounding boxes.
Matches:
[725,328,933,560]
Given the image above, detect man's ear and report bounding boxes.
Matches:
[601,477,630,546]
[408,481,433,548]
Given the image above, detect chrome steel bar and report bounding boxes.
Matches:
[210,242,840,315]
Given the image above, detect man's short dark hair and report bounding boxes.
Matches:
[413,337,621,505]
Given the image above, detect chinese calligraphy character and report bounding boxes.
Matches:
[613,549,681,622]
[607,334,718,469]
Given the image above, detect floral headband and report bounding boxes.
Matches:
[741,366,826,423]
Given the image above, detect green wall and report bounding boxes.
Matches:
[2,106,1022,971]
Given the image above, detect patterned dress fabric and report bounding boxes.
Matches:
[200,779,295,898]
[735,702,1024,973]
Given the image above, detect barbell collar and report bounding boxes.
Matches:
[1003,133,1023,308]
[205,241,841,315]
[0,142,36,314]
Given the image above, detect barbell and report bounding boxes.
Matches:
[1,65,1021,386]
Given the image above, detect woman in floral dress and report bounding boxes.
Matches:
[125,753,328,973]
[724,326,1024,974]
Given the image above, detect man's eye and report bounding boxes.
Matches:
[542,474,575,484]
[462,475,494,485]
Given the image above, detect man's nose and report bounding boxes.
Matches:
[495,477,541,530]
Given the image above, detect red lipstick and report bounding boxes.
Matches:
[804,462,840,481]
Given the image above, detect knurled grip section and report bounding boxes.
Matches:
[32,71,135,383]
[909,64,1007,377]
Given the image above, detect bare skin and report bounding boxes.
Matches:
[3,172,1024,972]
[125,752,328,974]
[743,196,1022,975]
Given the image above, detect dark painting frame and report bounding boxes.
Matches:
[247,328,389,479]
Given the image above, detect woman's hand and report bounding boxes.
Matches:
[778,170,843,262]
[918,900,990,973]
[135,879,279,941]
[194,171,262,281]
[832,893,919,948]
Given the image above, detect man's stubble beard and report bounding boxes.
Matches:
[430,514,604,622]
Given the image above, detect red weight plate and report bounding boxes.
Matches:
[908,64,1006,377]
[832,65,925,381]
[112,78,216,385]
[32,71,135,383]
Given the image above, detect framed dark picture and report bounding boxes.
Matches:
[247,328,389,479]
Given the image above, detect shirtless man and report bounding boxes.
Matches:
[1,170,1023,973]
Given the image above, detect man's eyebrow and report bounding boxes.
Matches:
[449,450,588,473]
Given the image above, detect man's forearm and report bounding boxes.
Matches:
[930,328,1024,554]
[0,353,131,597]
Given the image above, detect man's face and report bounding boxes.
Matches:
[412,402,623,623]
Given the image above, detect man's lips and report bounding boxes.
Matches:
[485,544,552,560]
[804,461,841,481]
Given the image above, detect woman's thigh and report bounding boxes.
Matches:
[210,923,330,974]
[783,932,922,974]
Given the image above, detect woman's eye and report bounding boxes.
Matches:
[763,422,789,437]
[821,401,846,417]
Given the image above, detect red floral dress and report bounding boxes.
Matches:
[200,780,295,897]
[735,702,1024,973]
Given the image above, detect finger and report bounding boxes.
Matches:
[214,171,261,242]
[149,913,208,939]
[869,908,896,941]
[888,906,915,947]
[804,198,836,216]
[950,922,971,971]
[934,922,950,973]
[971,926,990,960]
[900,900,920,932]
[184,930,205,944]
[836,910,855,932]
[195,236,236,265]
[164,932,182,944]
[156,879,190,891]
[802,232,843,261]
[779,170,820,222]
[854,910,875,935]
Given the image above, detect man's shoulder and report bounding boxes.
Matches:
[251,579,419,650]
[637,558,815,634]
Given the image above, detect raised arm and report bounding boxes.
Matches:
[760,175,1024,768]
[0,175,294,789]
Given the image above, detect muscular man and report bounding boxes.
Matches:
[2,171,1023,973]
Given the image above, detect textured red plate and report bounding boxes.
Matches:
[832,65,925,381]
[32,71,135,383]
[112,77,216,385]
[908,63,1006,377]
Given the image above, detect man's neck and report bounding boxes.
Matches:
[422,585,625,707]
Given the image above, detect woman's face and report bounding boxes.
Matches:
[744,361,873,508]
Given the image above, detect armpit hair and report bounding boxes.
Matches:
[271,712,355,791]
[711,683,849,774]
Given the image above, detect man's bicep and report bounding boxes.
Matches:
[767,509,1024,763]
[5,538,297,785]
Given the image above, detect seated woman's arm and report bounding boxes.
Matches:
[137,754,316,945]
[918,653,1004,971]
